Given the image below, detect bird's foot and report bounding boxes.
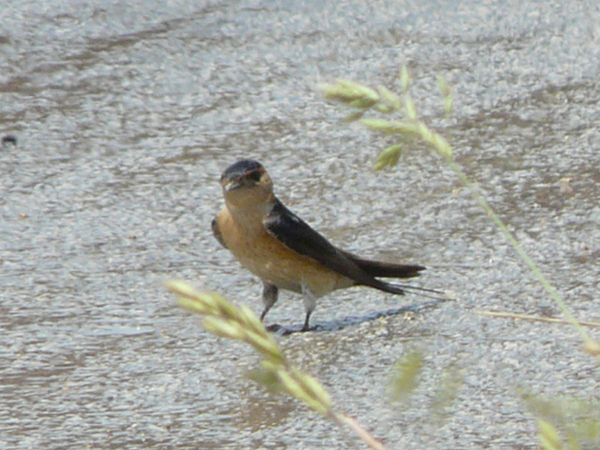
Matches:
[265,323,283,332]
[264,323,317,335]
[280,325,315,335]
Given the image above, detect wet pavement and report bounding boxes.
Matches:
[2,0,600,449]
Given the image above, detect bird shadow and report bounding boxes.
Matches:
[272,299,444,336]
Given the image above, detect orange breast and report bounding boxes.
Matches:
[217,209,353,297]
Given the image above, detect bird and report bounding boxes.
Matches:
[212,159,433,331]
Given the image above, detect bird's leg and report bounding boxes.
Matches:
[301,283,317,331]
[260,282,278,322]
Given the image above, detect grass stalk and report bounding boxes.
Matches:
[320,73,598,358]
[166,280,392,450]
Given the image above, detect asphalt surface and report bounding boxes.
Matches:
[2,1,600,449]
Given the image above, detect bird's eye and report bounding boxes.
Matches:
[245,169,262,182]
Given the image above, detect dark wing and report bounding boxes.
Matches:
[212,217,228,249]
[263,199,407,294]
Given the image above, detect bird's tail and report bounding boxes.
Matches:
[352,258,425,279]
[370,279,446,299]
[343,252,445,299]
[342,251,425,279]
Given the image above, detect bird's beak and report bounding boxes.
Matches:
[223,176,243,192]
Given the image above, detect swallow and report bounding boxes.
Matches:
[212,159,432,331]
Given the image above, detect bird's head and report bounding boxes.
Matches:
[220,159,274,208]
